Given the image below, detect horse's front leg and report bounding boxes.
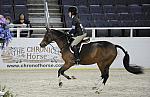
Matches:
[58,63,73,87]
[58,66,72,80]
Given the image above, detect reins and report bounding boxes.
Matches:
[49,30,71,52]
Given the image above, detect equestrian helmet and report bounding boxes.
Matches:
[68,6,78,15]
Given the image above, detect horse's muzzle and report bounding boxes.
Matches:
[40,42,46,48]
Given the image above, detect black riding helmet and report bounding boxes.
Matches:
[68,6,78,15]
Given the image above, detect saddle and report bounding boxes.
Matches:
[69,37,90,52]
[68,36,90,45]
[80,37,90,43]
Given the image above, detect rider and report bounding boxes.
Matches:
[68,6,87,63]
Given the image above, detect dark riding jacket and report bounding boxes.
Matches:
[69,15,84,37]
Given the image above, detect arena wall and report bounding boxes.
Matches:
[0,37,150,69]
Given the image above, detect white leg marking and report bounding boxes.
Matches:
[93,77,103,90]
[98,83,105,92]
[58,75,63,88]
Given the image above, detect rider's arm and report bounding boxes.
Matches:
[68,25,75,35]
[68,17,77,36]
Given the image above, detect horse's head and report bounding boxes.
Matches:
[40,27,54,48]
[40,27,72,49]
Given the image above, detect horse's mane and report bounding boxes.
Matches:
[50,29,73,48]
[51,29,66,37]
[51,29,72,41]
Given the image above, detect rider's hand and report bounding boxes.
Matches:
[66,33,73,37]
[66,31,73,37]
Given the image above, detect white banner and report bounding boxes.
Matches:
[0,38,64,69]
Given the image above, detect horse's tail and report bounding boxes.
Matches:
[115,45,143,74]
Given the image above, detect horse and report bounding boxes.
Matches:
[40,27,143,93]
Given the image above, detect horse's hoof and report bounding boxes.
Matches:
[95,91,100,94]
[67,77,72,80]
[71,76,77,79]
[59,82,63,88]
[92,87,97,90]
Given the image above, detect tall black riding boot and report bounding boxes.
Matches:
[72,45,80,64]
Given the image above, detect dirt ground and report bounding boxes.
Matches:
[0,69,150,97]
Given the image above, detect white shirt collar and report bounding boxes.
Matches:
[71,15,75,18]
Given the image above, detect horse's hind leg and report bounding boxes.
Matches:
[95,54,116,93]
[93,63,110,94]
[101,53,117,85]
[93,62,106,90]
[101,65,110,85]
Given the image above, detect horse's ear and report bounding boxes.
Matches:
[46,26,50,32]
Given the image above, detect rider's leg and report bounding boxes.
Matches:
[71,33,87,46]
[72,45,80,63]
[71,33,87,63]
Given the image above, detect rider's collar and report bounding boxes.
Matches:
[71,15,75,18]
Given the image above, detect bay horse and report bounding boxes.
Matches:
[40,27,143,92]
